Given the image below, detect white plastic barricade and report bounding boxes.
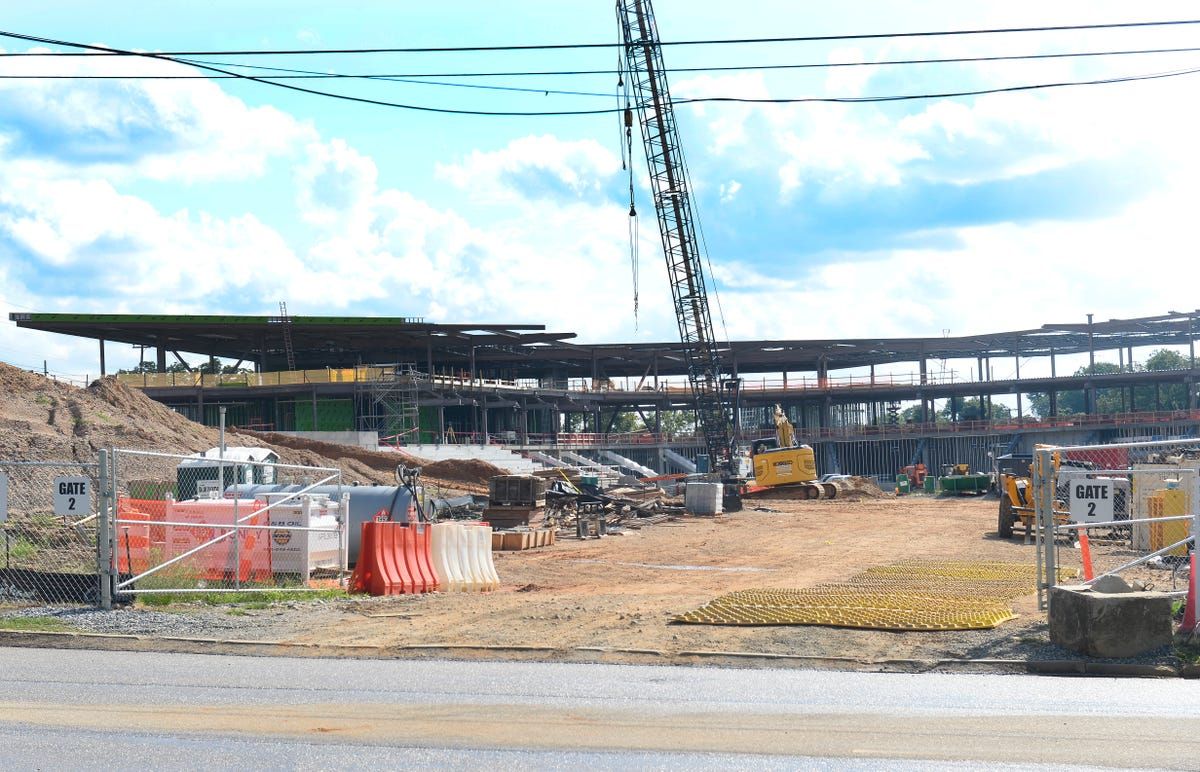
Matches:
[430,522,498,591]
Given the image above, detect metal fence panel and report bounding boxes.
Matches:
[110,448,345,598]
[0,459,102,607]
[1037,438,1200,608]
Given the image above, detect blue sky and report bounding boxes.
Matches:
[2,0,1200,381]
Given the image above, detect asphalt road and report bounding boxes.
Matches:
[0,646,1197,769]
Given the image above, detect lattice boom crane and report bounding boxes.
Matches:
[617,0,738,478]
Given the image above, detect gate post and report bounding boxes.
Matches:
[1034,447,1056,611]
[97,449,112,610]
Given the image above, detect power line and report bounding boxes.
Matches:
[2,18,1200,56]
[2,44,1200,80]
[0,29,618,116]
[677,64,1200,106]
[1,29,1198,116]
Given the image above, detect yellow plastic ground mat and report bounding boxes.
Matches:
[675,561,1075,631]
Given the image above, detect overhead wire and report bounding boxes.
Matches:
[4,44,1200,80]
[4,28,1200,116]
[3,18,1200,56]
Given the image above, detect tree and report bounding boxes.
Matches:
[606,411,644,434]
[1027,351,1195,417]
[1028,362,1122,417]
[116,361,159,375]
[940,397,1011,421]
[899,404,943,424]
[1137,349,1189,410]
[658,410,695,437]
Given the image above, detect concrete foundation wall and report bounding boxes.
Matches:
[275,431,380,451]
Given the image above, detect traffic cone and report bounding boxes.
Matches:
[1078,531,1094,582]
[1182,552,1197,634]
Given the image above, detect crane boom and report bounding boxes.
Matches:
[617,0,735,474]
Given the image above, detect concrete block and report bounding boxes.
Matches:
[1049,584,1173,658]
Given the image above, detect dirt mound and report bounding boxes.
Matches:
[423,458,507,486]
[839,476,887,499]
[0,365,482,491]
[237,430,427,473]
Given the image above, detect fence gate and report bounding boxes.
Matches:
[0,457,105,607]
[1036,438,1200,611]
[108,449,345,602]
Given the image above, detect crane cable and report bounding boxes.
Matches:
[616,13,639,329]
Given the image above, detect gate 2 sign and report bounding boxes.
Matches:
[53,476,91,517]
[1068,478,1115,524]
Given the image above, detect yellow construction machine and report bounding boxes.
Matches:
[743,405,842,499]
[996,446,1095,539]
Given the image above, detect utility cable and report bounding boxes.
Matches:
[2,29,1199,116]
[4,18,1200,56]
[0,28,619,116]
[3,44,1200,78]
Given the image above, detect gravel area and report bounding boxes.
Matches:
[0,603,344,639]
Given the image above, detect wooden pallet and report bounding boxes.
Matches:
[491,528,557,551]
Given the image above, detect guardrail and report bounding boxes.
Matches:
[405,410,1200,449]
[120,364,1200,397]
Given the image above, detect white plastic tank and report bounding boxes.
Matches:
[684,481,723,516]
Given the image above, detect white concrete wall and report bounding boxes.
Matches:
[276,431,379,451]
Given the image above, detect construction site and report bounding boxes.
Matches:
[3,2,1200,680]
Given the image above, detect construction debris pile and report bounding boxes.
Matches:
[677,560,1080,631]
[546,482,687,534]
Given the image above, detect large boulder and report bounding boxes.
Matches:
[1049,584,1173,658]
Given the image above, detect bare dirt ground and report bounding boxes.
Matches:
[232,493,1055,664]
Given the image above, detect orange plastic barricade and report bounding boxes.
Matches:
[350,521,443,596]
[405,524,438,592]
[401,523,425,593]
[418,525,440,591]
[350,520,387,595]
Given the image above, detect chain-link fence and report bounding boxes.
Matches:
[0,459,103,607]
[109,448,345,600]
[1036,439,1200,609]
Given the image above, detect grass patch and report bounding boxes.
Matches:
[1175,638,1200,664]
[0,616,74,632]
[7,539,39,561]
[138,588,346,608]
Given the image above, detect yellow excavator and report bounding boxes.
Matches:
[743,405,842,499]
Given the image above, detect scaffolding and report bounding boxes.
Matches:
[357,364,423,441]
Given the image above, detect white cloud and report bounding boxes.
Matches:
[0,48,314,182]
[436,135,620,204]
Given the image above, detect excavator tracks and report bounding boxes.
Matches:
[742,480,845,501]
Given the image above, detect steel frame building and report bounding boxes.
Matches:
[10,310,1200,477]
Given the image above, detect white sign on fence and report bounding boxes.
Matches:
[53,476,91,517]
[0,472,7,523]
[1068,478,1115,524]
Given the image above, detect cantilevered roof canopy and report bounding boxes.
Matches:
[9,310,1198,378]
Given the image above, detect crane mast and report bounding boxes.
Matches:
[617,0,736,474]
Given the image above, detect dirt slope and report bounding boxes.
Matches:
[0,364,492,491]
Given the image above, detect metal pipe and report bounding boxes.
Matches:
[1083,534,1194,585]
[97,448,111,610]
[1055,514,1193,530]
